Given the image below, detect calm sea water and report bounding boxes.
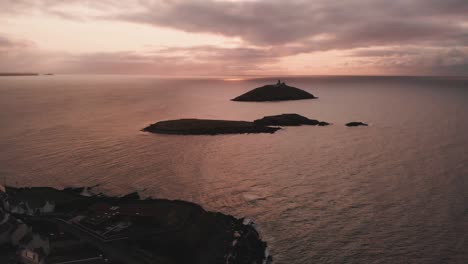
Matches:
[1,75,467,263]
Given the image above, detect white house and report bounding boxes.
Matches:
[19,248,46,264]
[6,200,55,216]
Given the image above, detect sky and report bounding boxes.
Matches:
[0,0,467,76]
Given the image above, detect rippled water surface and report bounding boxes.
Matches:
[1,75,467,263]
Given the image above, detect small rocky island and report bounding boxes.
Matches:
[346,122,368,127]
[254,114,330,126]
[143,119,280,135]
[0,186,271,264]
[232,80,317,102]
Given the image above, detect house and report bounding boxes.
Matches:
[5,200,55,216]
[19,233,50,256]
[18,248,46,264]
[0,208,17,244]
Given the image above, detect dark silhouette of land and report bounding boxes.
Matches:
[346,122,368,127]
[254,114,330,126]
[143,119,280,135]
[143,114,335,135]
[0,72,39,76]
[0,186,271,264]
[232,80,317,101]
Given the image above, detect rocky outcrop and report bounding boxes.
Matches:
[143,119,280,135]
[318,121,330,126]
[254,114,330,127]
[232,81,317,101]
[346,122,368,127]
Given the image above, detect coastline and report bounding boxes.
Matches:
[0,186,272,264]
[0,73,39,76]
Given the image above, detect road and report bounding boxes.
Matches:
[38,217,150,264]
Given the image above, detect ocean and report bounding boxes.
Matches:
[1,75,467,263]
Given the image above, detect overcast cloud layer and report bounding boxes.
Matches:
[0,0,467,75]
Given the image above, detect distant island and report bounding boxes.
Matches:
[346,122,368,127]
[232,80,317,101]
[0,73,39,76]
[254,114,330,126]
[143,119,281,135]
[0,186,272,264]
[143,114,332,135]
[0,73,54,76]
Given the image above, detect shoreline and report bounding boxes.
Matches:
[0,186,272,264]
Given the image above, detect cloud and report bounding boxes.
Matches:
[0,34,34,49]
[0,0,467,75]
[346,46,468,75]
[3,0,467,48]
[1,39,466,76]
[0,34,54,73]
[349,49,419,58]
[0,40,280,75]
[111,0,468,48]
[58,45,291,75]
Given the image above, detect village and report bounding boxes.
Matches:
[0,185,143,264]
[0,185,269,264]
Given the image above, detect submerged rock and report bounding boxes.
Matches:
[318,121,330,126]
[143,119,280,135]
[254,114,327,126]
[232,81,317,101]
[346,122,368,127]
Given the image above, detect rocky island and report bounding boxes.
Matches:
[254,114,330,126]
[232,80,317,102]
[143,119,280,135]
[0,186,272,264]
[143,114,332,135]
[346,122,368,127]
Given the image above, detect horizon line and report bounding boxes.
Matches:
[2,72,467,79]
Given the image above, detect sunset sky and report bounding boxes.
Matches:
[1,0,467,76]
